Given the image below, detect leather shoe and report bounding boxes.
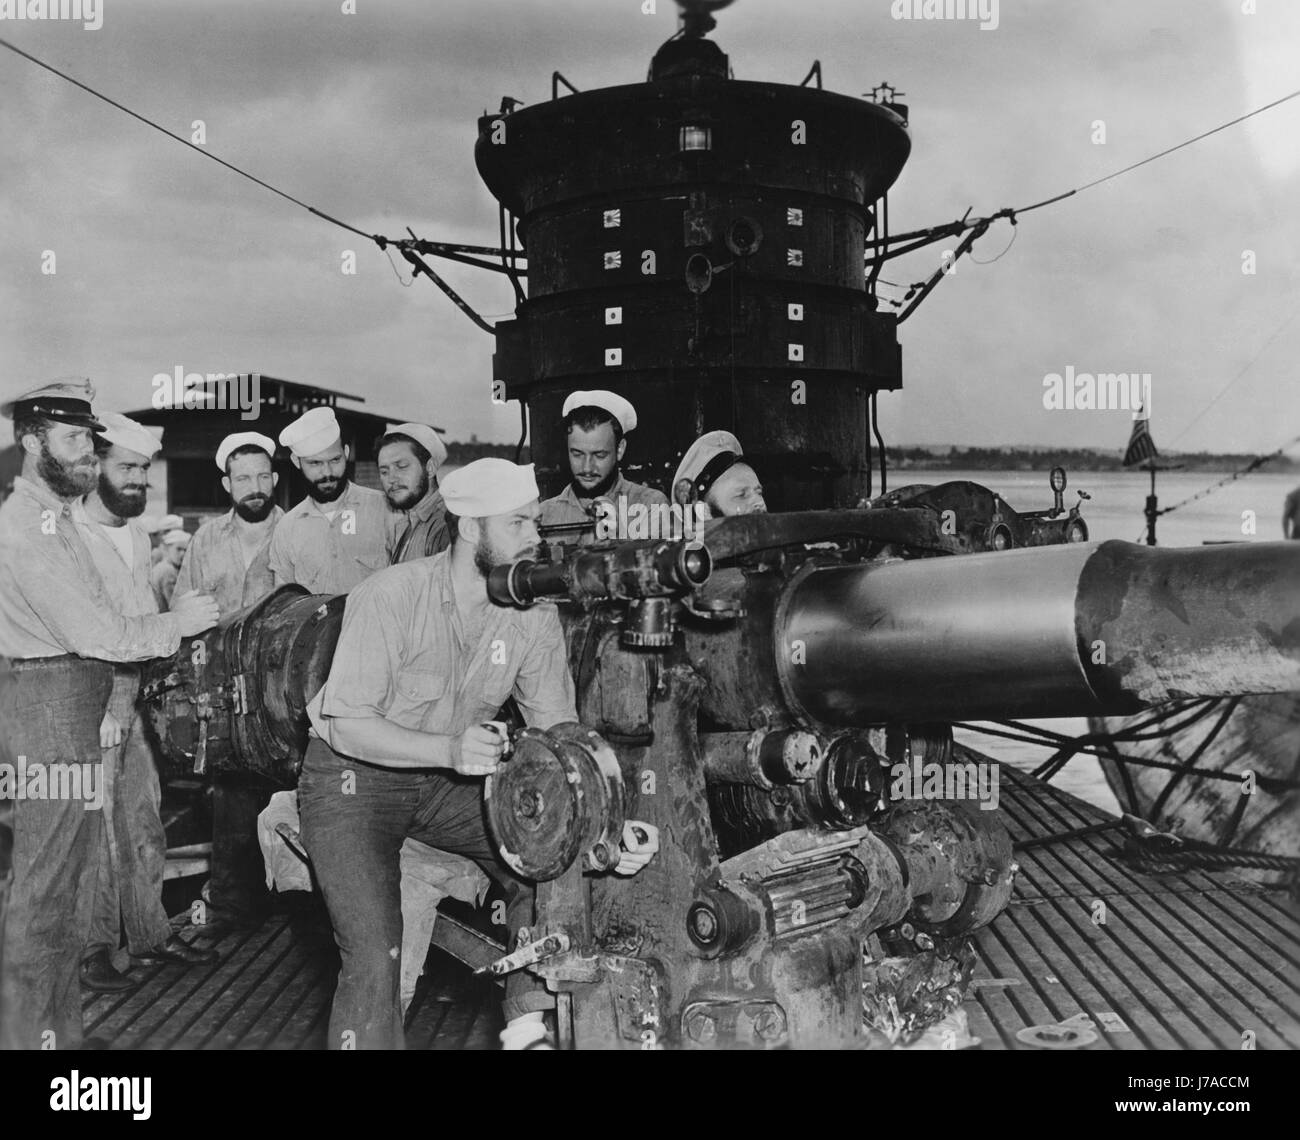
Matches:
[132,934,219,967]
[80,950,137,993]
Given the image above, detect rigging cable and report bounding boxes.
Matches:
[0,35,384,247]
[876,86,1300,300]
[1156,431,1300,518]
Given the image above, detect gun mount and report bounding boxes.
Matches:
[142,507,1300,1048]
[135,5,1300,1049]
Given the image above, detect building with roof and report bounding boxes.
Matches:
[1,375,445,525]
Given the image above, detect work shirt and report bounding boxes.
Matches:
[539,473,669,547]
[314,551,576,766]
[71,501,157,619]
[386,487,450,564]
[268,481,389,595]
[151,560,179,612]
[0,476,181,661]
[175,506,284,618]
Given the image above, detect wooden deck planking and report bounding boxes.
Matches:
[972,756,1300,1050]
[1004,764,1299,1046]
[82,754,1296,1050]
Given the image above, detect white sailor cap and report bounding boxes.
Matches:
[562,390,637,435]
[279,406,341,458]
[441,459,538,518]
[672,430,744,504]
[216,431,277,471]
[146,513,184,535]
[96,413,161,459]
[161,528,191,547]
[384,423,447,469]
[1,376,104,429]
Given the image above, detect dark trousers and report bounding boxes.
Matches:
[86,668,171,958]
[298,737,548,1049]
[208,774,273,926]
[0,658,112,1050]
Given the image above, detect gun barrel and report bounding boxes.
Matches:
[776,540,1300,726]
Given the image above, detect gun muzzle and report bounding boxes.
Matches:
[777,540,1300,725]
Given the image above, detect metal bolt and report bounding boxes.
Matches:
[752,1008,785,1042]
[686,1013,717,1043]
[689,906,718,942]
[916,932,935,951]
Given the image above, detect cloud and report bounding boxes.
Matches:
[1,0,1295,455]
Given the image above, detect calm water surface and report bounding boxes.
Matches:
[907,468,1300,814]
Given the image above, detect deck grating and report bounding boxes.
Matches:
[968,752,1299,1050]
[82,752,1297,1049]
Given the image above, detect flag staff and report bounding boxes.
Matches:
[1123,411,1179,546]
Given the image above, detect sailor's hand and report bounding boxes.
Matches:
[613,821,659,876]
[171,590,221,636]
[99,710,123,750]
[451,722,509,777]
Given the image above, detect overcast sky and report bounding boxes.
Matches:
[1,0,1297,453]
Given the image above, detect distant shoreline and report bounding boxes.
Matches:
[446,440,1298,476]
[887,446,1297,475]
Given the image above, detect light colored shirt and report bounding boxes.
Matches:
[268,481,389,594]
[0,476,181,661]
[99,520,135,568]
[386,487,450,564]
[175,506,284,619]
[539,473,669,547]
[151,560,179,612]
[72,502,157,619]
[315,551,576,766]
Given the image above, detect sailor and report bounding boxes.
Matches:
[173,431,286,927]
[672,429,768,518]
[539,390,668,546]
[74,414,218,993]
[268,406,388,593]
[377,422,450,563]
[0,379,218,1050]
[150,527,190,611]
[1283,484,1300,540]
[146,512,184,566]
[174,432,284,614]
[299,458,658,1049]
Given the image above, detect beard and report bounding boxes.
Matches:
[234,493,275,522]
[473,531,536,578]
[97,475,148,519]
[572,466,618,500]
[385,469,430,511]
[307,475,346,504]
[37,441,97,498]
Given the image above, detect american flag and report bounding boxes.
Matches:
[1123,414,1159,467]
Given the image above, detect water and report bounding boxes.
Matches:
[908,467,1300,815]
[460,461,1295,814]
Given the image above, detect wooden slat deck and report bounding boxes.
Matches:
[82,905,503,1050]
[967,754,1300,1051]
[84,756,1298,1049]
